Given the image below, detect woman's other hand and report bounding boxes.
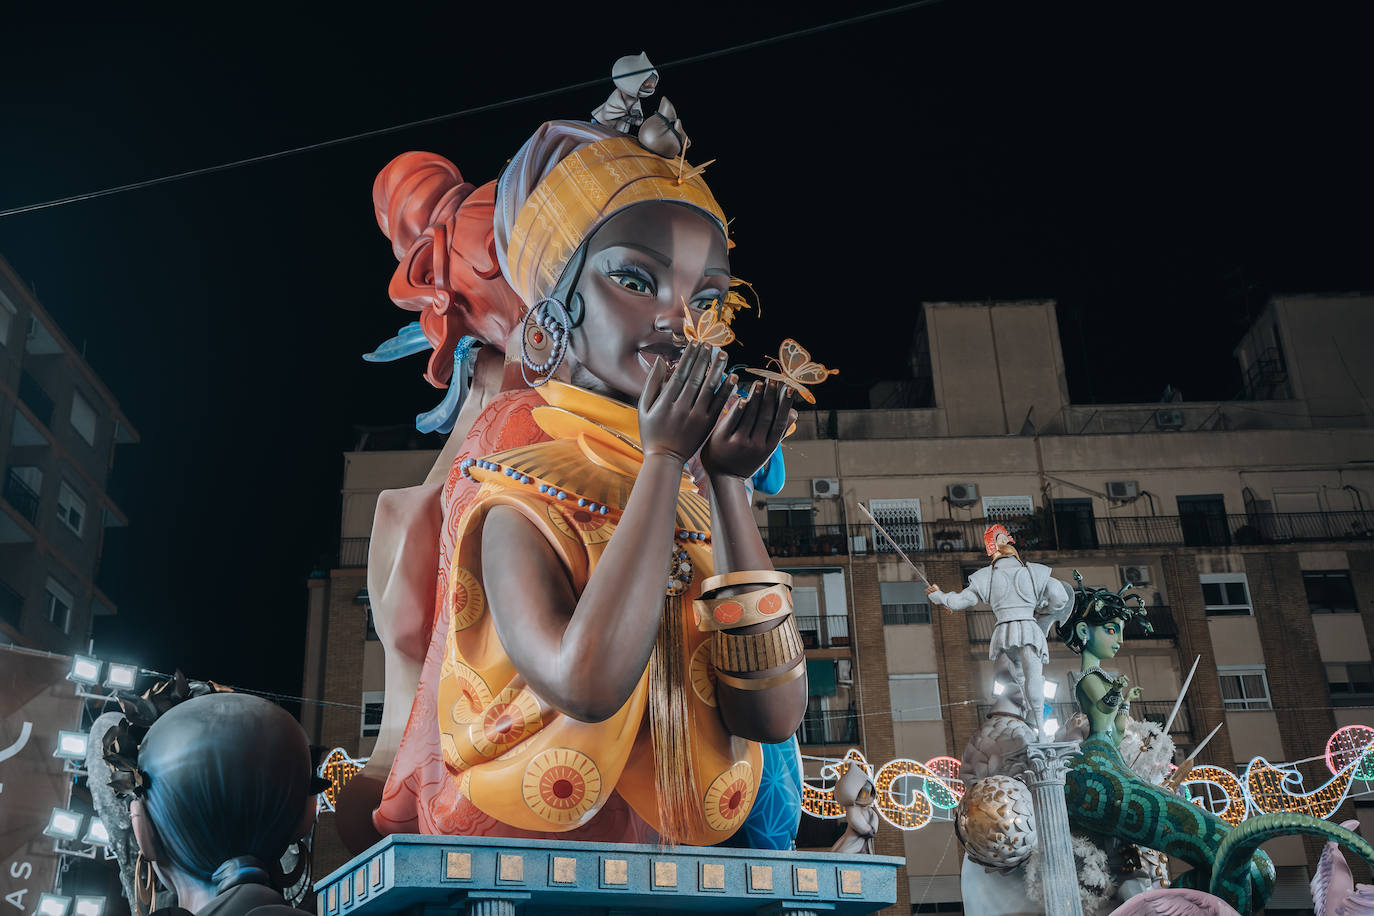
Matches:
[701,379,796,479]
[638,342,732,463]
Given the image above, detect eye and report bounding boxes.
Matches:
[691,290,725,311]
[608,267,655,295]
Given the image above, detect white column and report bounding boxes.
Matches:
[1020,741,1083,916]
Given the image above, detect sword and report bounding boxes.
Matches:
[1163,655,1201,736]
[856,502,932,588]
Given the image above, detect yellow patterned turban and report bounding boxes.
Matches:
[495,122,726,307]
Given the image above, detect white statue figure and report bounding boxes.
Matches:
[926,524,1073,729]
[829,763,879,855]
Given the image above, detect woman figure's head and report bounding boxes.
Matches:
[129,693,316,897]
[1060,571,1152,660]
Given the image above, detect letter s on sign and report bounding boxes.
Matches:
[10,861,33,879]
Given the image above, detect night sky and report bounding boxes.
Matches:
[0,2,1368,703]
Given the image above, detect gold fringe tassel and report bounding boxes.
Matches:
[648,595,704,846]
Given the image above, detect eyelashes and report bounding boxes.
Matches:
[604,264,726,308]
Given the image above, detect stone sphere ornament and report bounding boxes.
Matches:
[955,774,1038,869]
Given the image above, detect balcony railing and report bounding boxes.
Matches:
[798,709,859,746]
[338,538,370,568]
[968,606,1176,645]
[18,371,54,428]
[975,699,1189,737]
[761,510,1374,559]
[0,581,22,630]
[3,470,40,524]
[797,614,851,649]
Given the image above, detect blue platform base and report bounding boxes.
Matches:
[316,835,903,916]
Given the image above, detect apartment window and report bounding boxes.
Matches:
[1201,573,1252,616]
[70,390,98,446]
[766,498,813,530]
[1306,571,1357,614]
[1052,498,1098,549]
[1326,663,1374,704]
[868,498,924,552]
[1218,666,1272,710]
[45,579,74,633]
[361,691,385,738]
[56,482,85,537]
[889,674,941,722]
[982,495,1034,521]
[0,291,15,346]
[1178,494,1229,547]
[881,581,931,625]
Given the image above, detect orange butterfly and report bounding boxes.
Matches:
[682,301,736,347]
[746,338,839,404]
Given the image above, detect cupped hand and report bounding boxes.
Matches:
[701,379,797,479]
[638,342,733,463]
[1125,686,1142,702]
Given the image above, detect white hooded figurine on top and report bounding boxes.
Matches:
[926,524,1073,730]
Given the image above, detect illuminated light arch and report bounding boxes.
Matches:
[1326,724,1374,780]
[316,747,369,813]
[1179,765,1247,826]
[801,749,870,820]
[1243,752,1365,819]
[799,750,965,829]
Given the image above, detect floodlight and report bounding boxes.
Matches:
[43,808,82,841]
[54,731,89,760]
[1042,679,1058,699]
[35,895,71,916]
[1042,718,1060,739]
[104,663,138,691]
[83,818,109,846]
[68,656,101,686]
[72,898,103,916]
[991,679,1006,697]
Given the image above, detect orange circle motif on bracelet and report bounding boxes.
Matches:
[712,602,744,625]
[450,566,486,631]
[522,748,602,825]
[471,687,543,757]
[758,592,784,615]
[703,761,755,832]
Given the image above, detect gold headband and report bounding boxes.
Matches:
[504,136,727,305]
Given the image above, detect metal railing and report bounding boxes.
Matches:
[797,615,851,649]
[974,699,1190,736]
[760,510,1374,559]
[2,470,40,524]
[0,581,22,630]
[338,538,370,568]
[798,709,859,746]
[18,371,54,428]
[967,606,1175,644]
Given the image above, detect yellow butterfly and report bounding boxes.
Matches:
[746,338,839,404]
[682,301,736,347]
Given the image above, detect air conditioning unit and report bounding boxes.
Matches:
[1106,480,1139,500]
[1155,409,1185,430]
[1120,565,1152,588]
[811,478,841,499]
[937,538,966,552]
[946,482,979,506]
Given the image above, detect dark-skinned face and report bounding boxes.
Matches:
[564,202,730,402]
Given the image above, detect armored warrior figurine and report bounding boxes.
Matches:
[926,524,1072,729]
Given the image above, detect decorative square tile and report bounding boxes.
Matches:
[749,864,774,892]
[326,885,337,914]
[369,857,382,888]
[341,877,351,906]
[840,869,863,894]
[551,856,577,884]
[700,863,725,891]
[603,858,628,886]
[653,861,678,888]
[794,866,819,894]
[445,851,471,880]
[353,869,367,898]
[498,854,524,882]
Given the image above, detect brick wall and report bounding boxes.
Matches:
[314,570,368,875]
[924,556,980,759]
[1161,551,1237,766]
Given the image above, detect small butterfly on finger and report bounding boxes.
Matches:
[746,338,839,404]
[681,300,736,348]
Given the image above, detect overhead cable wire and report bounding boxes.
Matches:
[0,0,948,220]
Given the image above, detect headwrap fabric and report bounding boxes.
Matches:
[495,123,727,307]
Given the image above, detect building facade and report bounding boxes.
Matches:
[302,295,1374,914]
[0,255,137,654]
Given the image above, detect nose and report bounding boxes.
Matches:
[653,302,686,338]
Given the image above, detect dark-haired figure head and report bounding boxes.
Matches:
[129,693,317,915]
[1061,572,1152,746]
